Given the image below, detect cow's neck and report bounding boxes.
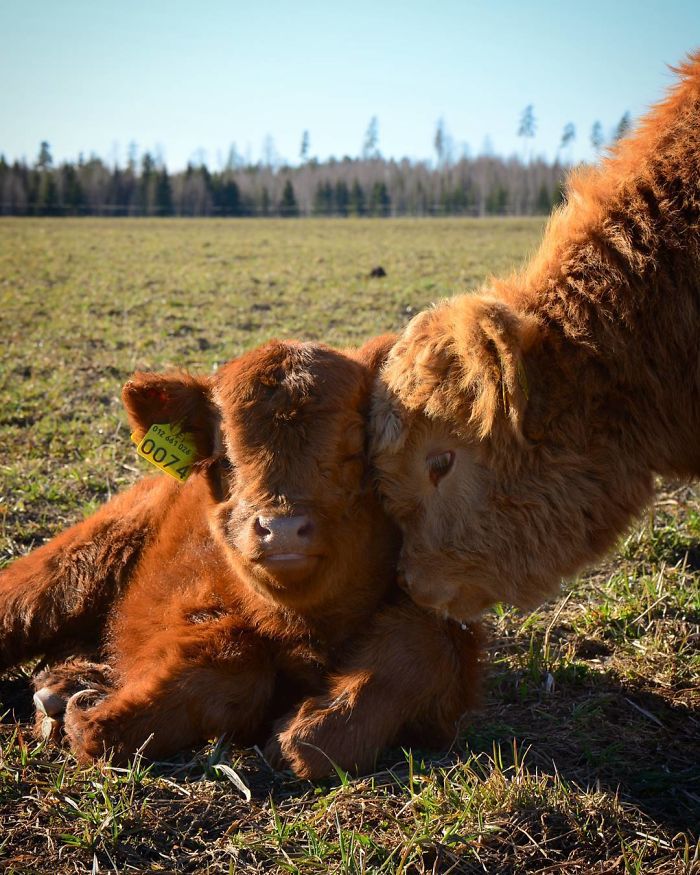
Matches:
[508,73,700,478]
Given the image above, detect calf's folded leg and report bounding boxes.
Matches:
[266,600,481,779]
[62,623,276,764]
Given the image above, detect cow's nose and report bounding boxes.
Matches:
[254,514,315,548]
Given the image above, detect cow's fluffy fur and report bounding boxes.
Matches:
[0,338,480,778]
[372,53,700,620]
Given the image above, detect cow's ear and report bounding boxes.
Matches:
[449,296,540,442]
[122,371,221,459]
[352,333,398,375]
[381,296,539,444]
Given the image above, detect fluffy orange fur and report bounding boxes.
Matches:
[1,337,481,778]
[372,53,700,620]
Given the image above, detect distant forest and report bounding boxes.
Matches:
[3,106,636,219]
[0,149,569,219]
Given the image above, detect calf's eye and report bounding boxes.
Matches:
[426,450,455,486]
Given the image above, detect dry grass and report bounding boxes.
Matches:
[0,217,698,873]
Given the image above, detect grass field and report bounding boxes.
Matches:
[0,217,698,874]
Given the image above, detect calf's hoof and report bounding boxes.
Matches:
[32,660,113,745]
[33,687,67,718]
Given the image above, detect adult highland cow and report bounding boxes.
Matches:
[0,338,480,779]
[372,53,700,620]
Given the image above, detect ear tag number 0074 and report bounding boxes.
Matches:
[131,423,197,482]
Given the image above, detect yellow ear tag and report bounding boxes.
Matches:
[130,423,197,482]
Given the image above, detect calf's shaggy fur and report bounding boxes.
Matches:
[0,338,480,778]
[372,53,700,620]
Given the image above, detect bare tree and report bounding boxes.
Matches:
[590,121,604,154]
[127,141,138,171]
[517,105,536,162]
[262,135,278,169]
[614,112,632,143]
[300,130,310,164]
[433,118,453,168]
[362,117,380,160]
[226,144,242,171]
[434,118,445,167]
[559,122,576,162]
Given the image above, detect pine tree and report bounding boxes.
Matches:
[536,183,552,214]
[36,171,59,215]
[449,182,473,215]
[34,141,57,214]
[313,181,333,215]
[62,164,85,215]
[369,181,391,217]
[155,169,174,216]
[279,179,299,216]
[37,141,53,170]
[140,153,157,215]
[218,177,240,216]
[486,184,508,215]
[349,180,365,215]
[334,180,349,216]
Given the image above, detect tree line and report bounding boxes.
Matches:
[2,109,635,218]
[0,145,568,218]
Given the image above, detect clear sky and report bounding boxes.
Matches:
[2,0,699,170]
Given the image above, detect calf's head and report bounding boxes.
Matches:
[123,337,399,611]
[371,295,554,621]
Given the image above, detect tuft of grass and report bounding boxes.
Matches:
[1,218,698,873]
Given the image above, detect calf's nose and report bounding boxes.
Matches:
[254,514,315,549]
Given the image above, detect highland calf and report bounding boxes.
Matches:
[372,53,700,620]
[0,337,480,778]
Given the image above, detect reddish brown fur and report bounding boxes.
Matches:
[372,53,700,620]
[0,476,176,669]
[1,336,481,778]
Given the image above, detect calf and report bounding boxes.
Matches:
[1,337,480,778]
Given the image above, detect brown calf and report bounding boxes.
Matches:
[1,337,480,778]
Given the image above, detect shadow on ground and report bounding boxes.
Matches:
[2,644,698,837]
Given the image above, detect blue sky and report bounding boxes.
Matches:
[2,0,699,170]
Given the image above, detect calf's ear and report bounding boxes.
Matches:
[122,371,221,459]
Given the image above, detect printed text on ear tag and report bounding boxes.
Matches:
[131,423,197,482]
